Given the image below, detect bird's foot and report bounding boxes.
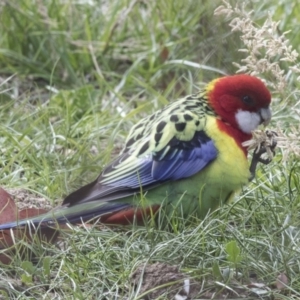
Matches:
[249,130,277,181]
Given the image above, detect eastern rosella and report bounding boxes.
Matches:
[0,74,273,229]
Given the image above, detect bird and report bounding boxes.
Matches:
[0,74,274,230]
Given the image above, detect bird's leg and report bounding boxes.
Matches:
[249,131,277,181]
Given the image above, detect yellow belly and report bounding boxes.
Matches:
[204,116,250,192]
[193,116,250,215]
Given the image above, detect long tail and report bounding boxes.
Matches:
[0,200,160,230]
[0,201,132,230]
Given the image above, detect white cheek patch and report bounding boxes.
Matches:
[235,109,261,134]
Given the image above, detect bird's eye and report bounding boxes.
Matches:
[242,95,254,106]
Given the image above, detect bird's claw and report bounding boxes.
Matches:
[253,149,272,165]
[249,130,277,181]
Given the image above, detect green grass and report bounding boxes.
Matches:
[1,0,300,299]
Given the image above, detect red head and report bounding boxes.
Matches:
[207,74,272,135]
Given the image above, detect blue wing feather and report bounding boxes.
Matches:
[152,130,217,180]
[99,130,217,189]
[152,140,216,180]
